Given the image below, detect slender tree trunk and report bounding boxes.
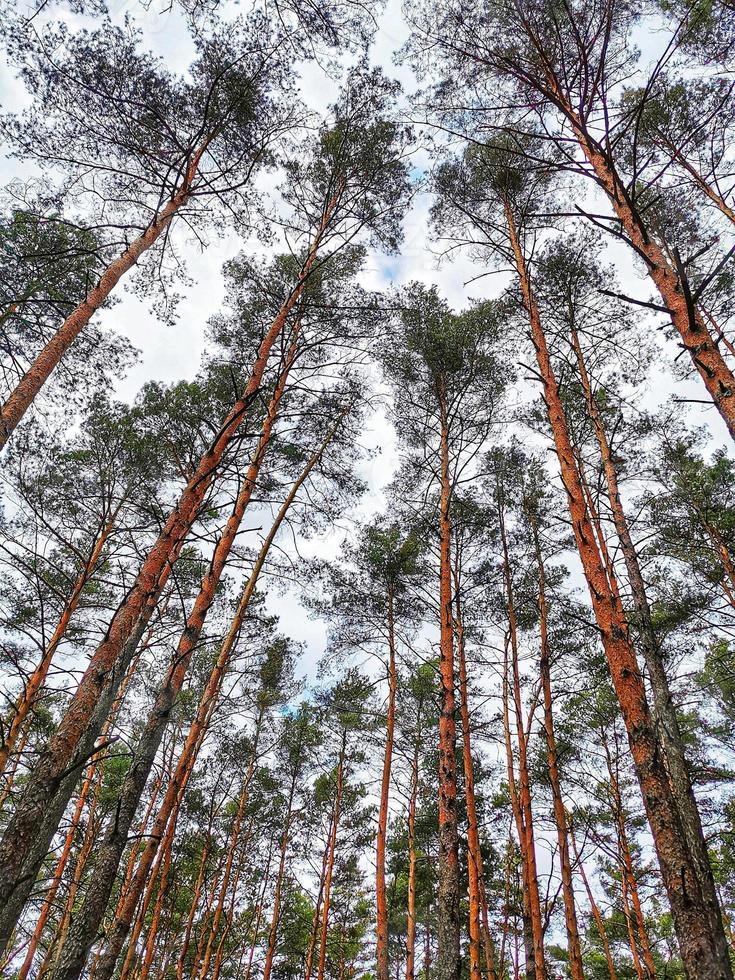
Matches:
[526,511,584,980]
[603,737,656,979]
[17,763,95,980]
[242,839,277,980]
[498,507,545,980]
[196,798,252,980]
[137,827,174,980]
[176,834,212,980]
[0,143,212,447]
[501,643,535,980]
[16,644,140,980]
[569,826,617,980]
[47,328,301,980]
[436,377,460,980]
[406,723,420,980]
[305,815,334,980]
[262,774,299,980]
[91,410,346,980]
[569,320,724,950]
[316,732,346,980]
[503,197,729,979]
[453,571,497,980]
[0,515,115,776]
[661,135,735,227]
[376,585,397,980]
[42,781,101,977]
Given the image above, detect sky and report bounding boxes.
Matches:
[1,0,731,690]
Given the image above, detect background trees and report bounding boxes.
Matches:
[1,1,735,979]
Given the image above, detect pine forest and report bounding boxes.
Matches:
[2,0,735,977]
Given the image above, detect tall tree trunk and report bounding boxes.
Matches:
[436,376,460,980]
[242,837,276,980]
[501,644,536,980]
[503,197,729,979]
[0,514,115,776]
[305,814,334,980]
[569,826,618,980]
[498,506,545,980]
[603,736,656,979]
[262,769,299,980]
[453,568,497,980]
[176,833,212,980]
[0,143,212,447]
[0,195,337,946]
[376,585,397,980]
[90,409,346,980]
[316,732,346,980]
[196,800,253,980]
[406,718,420,980]
[569,318,723,949]
[137,825,174,980]
[48,323,302,980]
[526,510,584,980]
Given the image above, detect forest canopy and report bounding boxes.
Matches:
[1,1,735,979]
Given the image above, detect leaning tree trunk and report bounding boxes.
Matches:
[90,413,345,980]
[569,825,618,980]
[0,512,116,776]
[0,143,210,447]
[556,88,735,441]
[47,322,301,980]
[504,197,731,979]
[569,320,726,956]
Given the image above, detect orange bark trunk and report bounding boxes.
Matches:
[0,144,210,447]
[569,827,618,980]
[436,379,460,980]
[406,727,420,980]
[499,507,545,980]
[92,410,346,980]
[503,197,723,977]
[0,516,115,776]
[316,733,346,980]
[527,512,584,980]
[453,572,497,980]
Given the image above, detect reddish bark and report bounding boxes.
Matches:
[316,732,346,980]
[436,377,460,980]
[526,511,584,980]
[498,505,545,980]
[0,143,210,447]
[91,414,344,980]
[503,196,726,978]
[305,815,334,980]
[406,726,420,980]
[559,96,735,440]
[453,572,497,980]
[262,765,300,980]
[0,515,115,776]
[569,826,618,980]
